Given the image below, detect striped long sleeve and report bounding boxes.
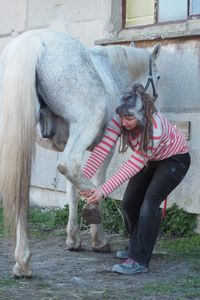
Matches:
[82,115,121,180]
[82,112,189,197]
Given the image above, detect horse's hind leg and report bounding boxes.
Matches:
[13,211,32,278]
[66,181,81,250]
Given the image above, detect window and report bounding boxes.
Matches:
[125,0,200,28]
[158,0,188,22]
[189,0,200,15]
[126,0,154,27]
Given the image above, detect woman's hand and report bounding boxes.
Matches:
[79,188,103,204]
[86,188,103,204]
[79,190,92,198]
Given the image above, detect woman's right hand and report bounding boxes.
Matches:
[79,190,92,197]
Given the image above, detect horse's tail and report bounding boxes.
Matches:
[0,33,43,230]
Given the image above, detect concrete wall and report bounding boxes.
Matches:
[0,0,116,46]
[155,39,200,214]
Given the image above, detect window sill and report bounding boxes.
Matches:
[96,19,200,45]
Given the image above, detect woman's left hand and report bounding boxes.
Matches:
[86,188,103,204]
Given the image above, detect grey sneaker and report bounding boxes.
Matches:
[112,259,148,275]
[115,250,128,259]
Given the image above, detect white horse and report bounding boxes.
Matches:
[0,29,161,277]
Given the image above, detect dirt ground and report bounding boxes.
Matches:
[1,231,200,300]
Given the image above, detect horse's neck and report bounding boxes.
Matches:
[106,45,149,78]
[91,45,150,93]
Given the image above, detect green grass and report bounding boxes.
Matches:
[160,204,197,237]
[157,234,200,257]
[1,201,197,238]
[29,198,125,237]
[143,276,200,298]
[0,278,17,287]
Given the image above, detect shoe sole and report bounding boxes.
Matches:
[104,268,149,275]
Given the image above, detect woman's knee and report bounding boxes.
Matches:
[140,197,161,217]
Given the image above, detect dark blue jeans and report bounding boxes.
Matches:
[122,153,191,267]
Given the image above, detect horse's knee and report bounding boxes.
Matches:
[58,157,81,179]
[57,160,67,175]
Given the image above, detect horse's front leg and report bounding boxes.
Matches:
[66,180,81,250]
[13,212,32,278]
[57,120,110,252]
[57,122,98,190]
[89,150,115,253]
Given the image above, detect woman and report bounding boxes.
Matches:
[80,83,190,275]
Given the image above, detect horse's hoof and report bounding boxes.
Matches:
[66,238,82,251]
[12,273,33,279]
[82,203,101,224]
[12,263,32,278]
[67,245,82,251]
[93,242,111,253]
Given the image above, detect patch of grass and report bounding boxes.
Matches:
[29,208,67,238]
[0,278,17,287]
[160,204,197,237]
[155,234,200,272]
[102,198,125,234]
[29,198,125,236]
[0,201,199,241]
[143,276,200,298]
[157,234,200,257]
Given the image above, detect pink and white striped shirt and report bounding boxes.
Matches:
[82,112,189,197]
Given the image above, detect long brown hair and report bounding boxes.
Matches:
[116,83,157,156]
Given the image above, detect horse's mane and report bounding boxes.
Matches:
[102,45,150,75]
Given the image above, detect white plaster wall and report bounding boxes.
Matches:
[0,0,27,34]
[163,112,199,214]
[155,41,200,214]
[0,0,113,46]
